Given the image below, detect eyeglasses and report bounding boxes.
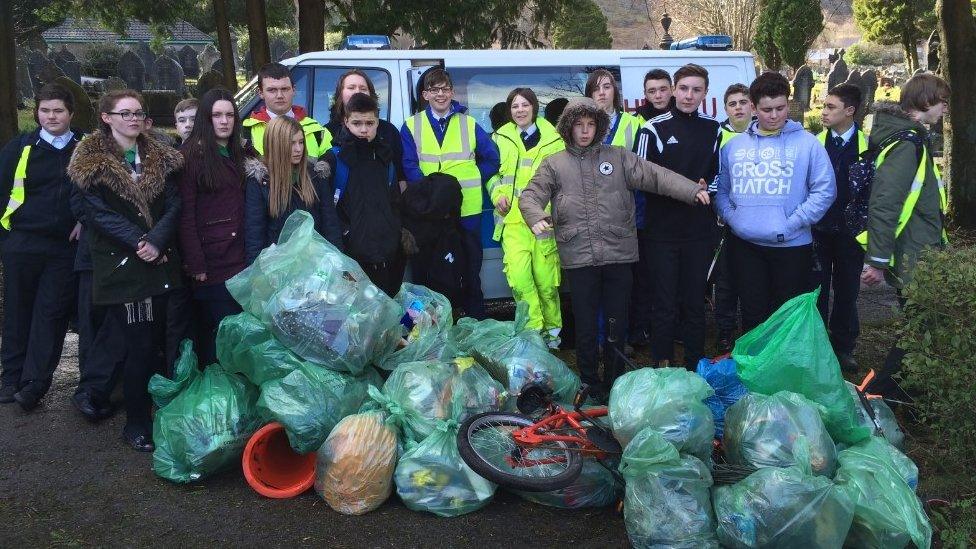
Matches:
[108,111,148,121]
[425,86,453,95]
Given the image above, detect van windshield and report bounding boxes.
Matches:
[447,66,619,127]
[311,67,392,124]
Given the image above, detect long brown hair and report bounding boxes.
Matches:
[584,69,622,112]
[264,116,317,218]
[330,69,379,123]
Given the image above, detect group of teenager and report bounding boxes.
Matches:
[0,58,949,450]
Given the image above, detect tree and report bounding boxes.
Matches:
[551,0,612,49]
[1,0,17,143]
[753,0,824,69]
[668,0,761,51]
[186,0,293,34]
[295,0,326,53]
[938,0,976,229]
[213,0,238,91]
[853,0,937,73]
[246,0,271,73]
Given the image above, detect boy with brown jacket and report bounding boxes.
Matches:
[519,97,709,398]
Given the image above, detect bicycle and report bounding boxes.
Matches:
[456,383,623,492]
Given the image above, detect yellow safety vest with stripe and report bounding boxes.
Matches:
[609,111,641,150]
[242,115,330,158]
[406,111,484,217]
[488,118,565,240]
[816,128,869,156]
[854,139,948,261]
[1,145,32,230]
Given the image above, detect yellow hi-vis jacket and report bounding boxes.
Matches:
[405,111,484,217]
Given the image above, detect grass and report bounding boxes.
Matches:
[17,102,38,134]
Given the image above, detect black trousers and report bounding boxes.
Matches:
[648,238,712,368]
[76,270,126,401]
[813,229,864,354]
[109,293,173,435]
[192,283,242,366]
[459,222,486,320]
[629,232,653,341]
[165,286,193,376]
[356,253,407,299]
[0,249,76,393]
[566,263,632,389]
[713,231,739,337]
[728,234,813,333]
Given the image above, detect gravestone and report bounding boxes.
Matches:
[178,45,200,78]
[52,47,81,83]
[827,49,840,66]
[51,76,96,132]
[197,44,220,78]
[844,70,865,124]
[826,57,849,95]
[270,37,288,62]
[196,70,224,98]
[117,50,146,91]
[154,55,185,95]
[103,76,127,91]
[38,60,66,86]
[279,49,296,62]
[132,43,157,87]
[26,50,50,92]
[792,66,815,111]
[15,49,34,102]
[927,30,940,72]
[858,69,878,126]
[210,57,224,75]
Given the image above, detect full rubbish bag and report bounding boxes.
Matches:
[834,437,931,549]
[608,367,715,460]
[256,362,369,453]
[846,382,906,451]
[394,412,497,517]
[150,341,262,483]
[216,312,303,386]
[696,357,749,439]
[515,459,621,509]
[226,210,402,375]
[713,466,855,549]
[619,427,719,549]
[723,391,837,477]
[732,289,869,445]
[314,411,399,515]
[377,284,455,371]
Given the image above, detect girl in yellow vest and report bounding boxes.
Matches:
[490,88,566,348]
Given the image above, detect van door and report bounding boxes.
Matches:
[405,62,443,116]
[619,54,756,119]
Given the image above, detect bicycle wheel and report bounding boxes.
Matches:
[457,412,583,492]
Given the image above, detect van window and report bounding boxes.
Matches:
[448,66,619,127]
[311,67,392,124]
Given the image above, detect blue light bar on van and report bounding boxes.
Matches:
[339,35,392,50]
[669,35,733,51]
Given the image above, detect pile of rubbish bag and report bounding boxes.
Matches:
[606,289,931,549]
[147,213,931,546]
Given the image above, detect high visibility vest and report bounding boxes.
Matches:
[1,145,32,230]
[854,140,949,261]
[816,128,869,156]
[407,111,484,217]
[609,111,641,150]
[242,115,330,158]
[488,118,565,240]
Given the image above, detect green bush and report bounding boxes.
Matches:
[83,43,124,79]
[844,43,905,67]
[899,245,976,469]
[804,108,823,134]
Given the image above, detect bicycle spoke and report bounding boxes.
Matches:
[468,420,574,480]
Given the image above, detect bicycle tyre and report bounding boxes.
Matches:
[457,411,583,492]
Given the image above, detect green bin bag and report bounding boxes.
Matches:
[834,436,931,549]
[713,466,854,549]
[215,312,303,386]
[608,367,715,461]
[619,428,719,548]
[846,382,906,451]
[150,341,262,483]
[723,391,837,477]
[515,459,620,509]
[732,289,869,445]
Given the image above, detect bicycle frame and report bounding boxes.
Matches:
[506,405,611,468]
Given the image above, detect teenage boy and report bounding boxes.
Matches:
[813,83,867,371]
[242,63,330,157]
[400,68,500,319]
[324,93,404,298]
[713,83,755,351]
[174,98,198,144]
[637,68,675,123]
[0,84,82,408]
[634,63,720,369]
[716,72,835,332]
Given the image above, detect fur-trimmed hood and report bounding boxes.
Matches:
[68,130,183,226]
[870,101,926,144]
[243,156,330,184]
[555,97,610,151]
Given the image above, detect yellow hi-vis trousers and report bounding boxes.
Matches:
[500,222,562,332]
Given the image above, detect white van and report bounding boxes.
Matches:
[235,48,757,299]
